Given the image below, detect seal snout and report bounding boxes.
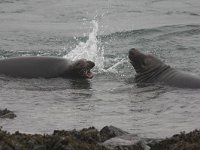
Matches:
[129,48,138,61]
[128,48,149,73]
[87,60,95,69]
[129,48,146,60]
[83,60,95,79]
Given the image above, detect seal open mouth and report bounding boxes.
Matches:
[82,60,95,79]
[83,69,93,79]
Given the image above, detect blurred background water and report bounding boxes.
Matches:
[0,0,200,139]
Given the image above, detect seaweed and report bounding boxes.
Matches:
[150,130,200,150]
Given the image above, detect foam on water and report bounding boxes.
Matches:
[63,19,127,73]
[63,20,104,71]
[106,58,128,73]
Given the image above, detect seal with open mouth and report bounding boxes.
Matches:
[0,56,95,79]
[129,48,200,88]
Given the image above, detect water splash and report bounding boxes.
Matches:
[106,58,128,73]
[63,20,104,71]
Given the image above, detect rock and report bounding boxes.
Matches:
[100,126,129,142]
[0,109,16,119]
[53,127,101,145]
[32,145,46,150]
[2,125,200,150]
[0,145,14,150]
[150,130,200,150]
[103,134,151,150]
[0,112,16,119]
[100,126,160,150]
[0,127,108,150]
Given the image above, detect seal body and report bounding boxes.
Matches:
[129,48,200,89]
[0,56,95,79]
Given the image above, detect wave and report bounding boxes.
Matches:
[70,24,200,43]
[100,24,200,41]
[0,0,14,4]
[165,11,200,17]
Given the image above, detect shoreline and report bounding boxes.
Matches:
[0,125,200,150]
[1,108,200,150]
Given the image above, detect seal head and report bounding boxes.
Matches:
[129,48,163,74]
[66,59,95,79]
[128,48,200,88]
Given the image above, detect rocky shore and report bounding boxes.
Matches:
[1,108,200,150]
[0,125,200,150]
[150,130,200,150]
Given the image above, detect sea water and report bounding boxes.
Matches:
[0,0,200,139]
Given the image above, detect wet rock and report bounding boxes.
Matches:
[103,134,151,150]
[100,127,158,150]
[0,125,155,150]
[2,125,199,150]
[0,109,16,119]
[150,130,200,150]
[0,145,14,150]
[0,127,108,150]
[53,127,101,146]
[100,126,129,142]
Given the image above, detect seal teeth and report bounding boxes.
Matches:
[86,70,93,79]
[82,69,92,79]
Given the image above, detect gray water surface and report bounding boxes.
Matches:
[0,0,200,139]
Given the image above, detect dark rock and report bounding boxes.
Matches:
[0,144,14,150]
[53,127,101,145]
[100,126,129,142]
[0,127,108,150]
[0,109,16,119]
[103,134,151,150]
[2,125,200,150]
[32,145,46,150]
[149,130,200,150]
[100,127,160,150]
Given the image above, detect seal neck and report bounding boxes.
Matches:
[135,65,171,83]
[60,61,78,78]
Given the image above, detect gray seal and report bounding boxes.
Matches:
[0,56,95,79]
[129,48,200,88]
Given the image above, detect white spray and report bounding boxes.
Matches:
[64,20,104,71]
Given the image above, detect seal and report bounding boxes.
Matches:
[129,48,200,88]
[0,56,95,79]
